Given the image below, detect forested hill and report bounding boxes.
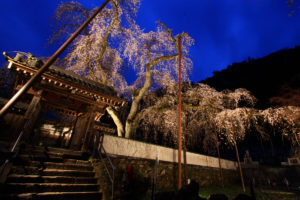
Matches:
[202,46,300,108]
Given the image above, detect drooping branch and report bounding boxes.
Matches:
[97,1,120,60]
[95,0,120,85]
[49,2,92,44]
[84,35,98,81]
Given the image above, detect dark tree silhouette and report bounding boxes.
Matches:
[202,46,300,108]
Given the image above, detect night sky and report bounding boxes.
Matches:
[1,0,300,83]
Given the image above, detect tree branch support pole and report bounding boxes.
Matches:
[178,35,182,190]
[0,0,111,118]
[183,145,187,185]
[216,135,224,187]
[234,139,246,192]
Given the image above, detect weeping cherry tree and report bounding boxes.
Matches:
[54,0,194,138]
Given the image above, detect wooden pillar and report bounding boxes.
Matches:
[70,114,89,150]
[22,90,42,142]
[81,107,96,151]
[67,114,79,148]
[70,107,96,151]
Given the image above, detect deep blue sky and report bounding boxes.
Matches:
[0,0,300,83]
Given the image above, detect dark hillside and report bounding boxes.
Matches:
[202,46,300,108]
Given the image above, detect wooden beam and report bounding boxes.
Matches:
[43,103,77,117]
[24,91,42,120]
[39,84,107,108]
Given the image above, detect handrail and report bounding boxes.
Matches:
[94,134,115,199]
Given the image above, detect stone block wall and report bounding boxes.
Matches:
[102,134,237,170]
[94,135,241,199]
[93,156,240,200]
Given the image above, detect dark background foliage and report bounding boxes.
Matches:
[202,46,300,108]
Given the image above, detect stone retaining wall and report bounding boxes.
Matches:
[95,135,240,199]
[93,156,240,199]
[102,134,237,170]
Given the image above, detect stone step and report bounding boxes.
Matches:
[3,146,100,200]
[47,147,84,155]
[11,167,95,177]
[43,169,95,177]
[17,146,86,156]
[19,146,84,156]
[16,154,64,163]
[13,161,93,171]
[1,191,102,200]
[15,154,91,166]
[18,151,84,160]
[3,183,99,194]
[64,158,90,165]
[6,174,97,184]
[43,162,93,171]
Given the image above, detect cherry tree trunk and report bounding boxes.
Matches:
[125,65,151,138]
[106,106,124,137]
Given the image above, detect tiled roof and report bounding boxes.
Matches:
[47,65,117,96]
[4,52,118,97]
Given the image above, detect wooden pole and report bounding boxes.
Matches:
[216,135,224,187]
[214,124,224,187]
[152,153,159,200]
[183,145,187,185]
[0,0,111,118]
[234,139,246,192]
[178,35,182,190]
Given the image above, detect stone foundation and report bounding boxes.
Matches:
[93,156,240,200]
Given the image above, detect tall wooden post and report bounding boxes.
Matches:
[183,146,187,185]
[234,139,246,192]
[214,126,224,187]
[216,137,224,187]
[178,35,182,190]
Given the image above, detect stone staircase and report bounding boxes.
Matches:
[0,146,102,200]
